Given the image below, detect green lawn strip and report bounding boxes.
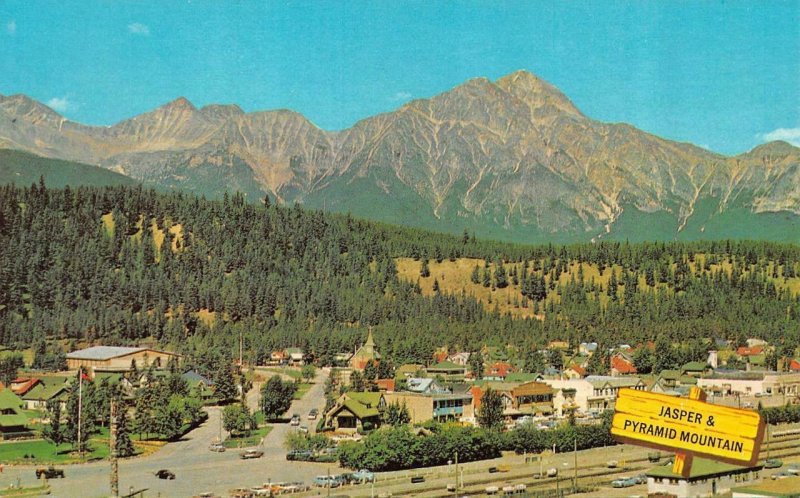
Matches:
[0,485,51,497]
[222,425,272,449]
[293,383,312,400]
[264,367,302,380]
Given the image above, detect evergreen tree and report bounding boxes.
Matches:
[477,388,504,430]
[420,259,430,278]
[116,405,135,457]
[469,351,484,380]
[384,401,411,427]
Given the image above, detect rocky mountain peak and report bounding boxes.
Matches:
[495,70,584,120]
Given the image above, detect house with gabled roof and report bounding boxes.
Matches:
[564,364,587,379]
[447,352,471,366]
[22,380,69,411]
[10,377,41,397]
[406,377,448,394]
[396,363,425,379]
[323,391,385,433]
[611,354,637,376]
[0,388,30,439]
[484,361,516,381]
[681,361,710,377]
[284,348,305,366]
[426,361,466,380]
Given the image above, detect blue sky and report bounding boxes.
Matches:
[0,1,798,154]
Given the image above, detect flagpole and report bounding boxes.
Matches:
[77,368,83,458]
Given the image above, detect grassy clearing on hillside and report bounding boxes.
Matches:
[396,256,800,317]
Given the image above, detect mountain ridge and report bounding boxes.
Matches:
[1,71,798,243]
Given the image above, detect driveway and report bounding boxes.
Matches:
[2,368,333,498]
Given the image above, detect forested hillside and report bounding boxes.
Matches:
[1,183,799,366]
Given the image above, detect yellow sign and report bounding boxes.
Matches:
[611,388,765,466]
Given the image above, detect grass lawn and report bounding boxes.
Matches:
[263,367,302,380]
[293,383,312,400]
[0,438,107,464]
[0,426,158,464]
[222,425,272,449]
[0,485,51,497]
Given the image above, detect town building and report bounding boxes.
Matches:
[610,353,637,376]
[646,457,762,498]
[323,392,385,433]
[284,348,305,366]
[697,371,800,398]
[66,346,180,377]
[563,365,587,379]
[484,361,516,381]
[396,364,425,379]
[471,381,554,422]
[0,388,29,439]
[447,352,471,366]
[22,376,69,411]
[585,375,646,412]
[349,330,381,370]
[384,390,474,425]
[426,361,467,380]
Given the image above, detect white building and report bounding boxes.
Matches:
[647,457,762,498]
[698,371,800,398]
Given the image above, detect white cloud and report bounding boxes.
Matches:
[46,97,71,113]
[390,91,412,102]
[127,23,150,36]
[759,127,800,147]
[6,20,16,35]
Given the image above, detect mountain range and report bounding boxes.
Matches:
[1,70,798,243]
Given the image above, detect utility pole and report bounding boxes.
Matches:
[110,398,119,497]
[455,451,459,491]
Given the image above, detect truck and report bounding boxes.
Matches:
[35,467,65,479]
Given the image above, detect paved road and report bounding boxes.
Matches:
[2,368,333,498]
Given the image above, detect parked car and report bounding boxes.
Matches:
[632,474,647,484]
[351,469,375,483]
[35,467,65,479]
[209,442,226,452]
[286,449,313,461]
[229,488,255,498]
[772,470,793,480]
[611,477,636,488]
[192,493,221,498]
[239,449,264,459]
[787,464,800,475]
[155,469,176,480]
[298,424,309,433]
[280,482,310,493]
[290,414,301,426]
[765,459,783,469]
[313,475,340,488]
[607,460,619,468]
[308,409,319,420]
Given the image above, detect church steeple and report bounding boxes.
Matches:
[365,328,375,349]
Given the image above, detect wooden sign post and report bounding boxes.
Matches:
[611,387,765,477]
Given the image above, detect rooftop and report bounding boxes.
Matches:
[646,457,759,481]
[67,346,146,360]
